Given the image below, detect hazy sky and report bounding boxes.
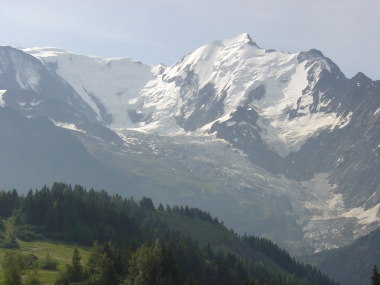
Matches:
[1,0,379,79]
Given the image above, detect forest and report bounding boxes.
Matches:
[0,183,339,285]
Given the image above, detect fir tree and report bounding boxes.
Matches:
[70,248,83,281]
[56,248,84,284]
[371,265,380,285]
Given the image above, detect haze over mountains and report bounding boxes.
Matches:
[0,33,379,255]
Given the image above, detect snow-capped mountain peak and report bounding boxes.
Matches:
[126,34,351,158]
[23,47,156,128]
[218,32,258,47]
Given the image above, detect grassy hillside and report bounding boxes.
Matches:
[0,238,89,284]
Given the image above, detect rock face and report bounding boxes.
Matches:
[0,34,379,254]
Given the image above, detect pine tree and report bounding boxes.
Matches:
[70,248,83,281]
[0,217,4,240]
[86,244,118,284]
[139,197,155,211]
[371,265,380,285]
[56,248,84,284]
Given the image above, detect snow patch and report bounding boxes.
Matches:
[49,119,86,133]
[17,100,26,107]
[338,112,352,128]
[128,98,138,105]
[0,90,7,106]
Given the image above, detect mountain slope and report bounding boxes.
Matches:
[0,106,131,193]
[301,227,380,285]
[0,46,98,123]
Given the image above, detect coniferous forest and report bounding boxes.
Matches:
[0,183,339,285]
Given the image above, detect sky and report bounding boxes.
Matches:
[0,0,379,79]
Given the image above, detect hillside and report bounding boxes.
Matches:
[0,239,90,284]
[0,183,337,285]
[301,228,380,285]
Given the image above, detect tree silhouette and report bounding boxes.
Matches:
[371,265,380,285]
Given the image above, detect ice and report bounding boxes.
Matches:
[302,173,345,221]
[302,173,380,226]
[341,203,380,224]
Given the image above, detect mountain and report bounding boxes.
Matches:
[23,46,156,128]
[0,34,378,255]
[0,46,136,193]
